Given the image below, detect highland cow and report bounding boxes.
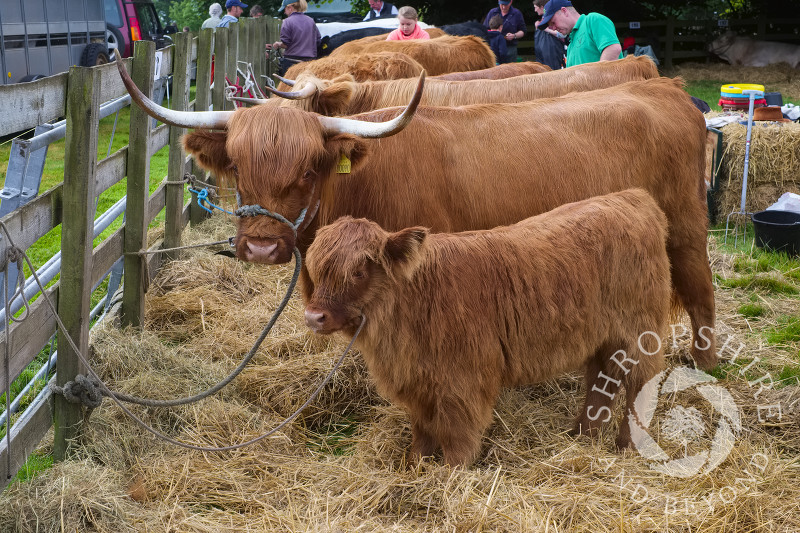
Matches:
[303,189,671,466]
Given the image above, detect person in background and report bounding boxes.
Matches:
[483,0,526,63]
[250,5,264,17]
[386,6,430,40]
[201,3,223,29]
[218,0,248,27]
[182,26,191,32]
[532,0,565,69]
[537,0,621,67]
[267,0,321,75]
[363,0,399,21]
[486,15,508,64]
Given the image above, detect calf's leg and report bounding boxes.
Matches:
[573,344,623,438]
[433,394,495,467]
[407,417,439,466]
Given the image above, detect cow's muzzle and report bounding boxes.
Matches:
[234,202,312,264]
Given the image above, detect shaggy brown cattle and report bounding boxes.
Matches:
[118,64,717,370]
[270,55,658,116]
[328,35,494,75]
[277,52,424,91]
[303,190,671,466]
[433,61,551,80]
[334,27,447,53]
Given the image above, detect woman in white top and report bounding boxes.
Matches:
[201,3,223,29]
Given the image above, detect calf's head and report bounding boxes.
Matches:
[303,217,428,335]
[115,57,425,264]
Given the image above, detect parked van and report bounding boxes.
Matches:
[0,0,108,84]
[103,0,171,58]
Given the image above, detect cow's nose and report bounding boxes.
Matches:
[244,239,279,263]
[304,309,327,332]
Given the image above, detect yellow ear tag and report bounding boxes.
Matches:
[336,154,351,174]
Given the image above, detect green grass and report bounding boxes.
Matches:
[766,316,800,345]
[717,273,799,295]
[306,418,359,457]
[738,303,766,318]
[12,451,53,483]
[686,79,724,111]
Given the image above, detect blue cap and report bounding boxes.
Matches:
[498,0,510,4]
[279,0,294,9]
[226,0,248,8]
[539,0,572,29]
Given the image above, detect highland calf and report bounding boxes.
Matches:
[303,190,671,466]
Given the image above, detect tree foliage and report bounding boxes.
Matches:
[168,0,206,31]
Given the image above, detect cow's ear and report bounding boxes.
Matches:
[384,227,428,278]
[324,135,371,174]
[317,79,355,116]
[183,130,231,176]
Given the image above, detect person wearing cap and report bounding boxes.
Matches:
[363,0,399,21]
[532,0,565,69]
[266,0,321,75]
[483,0,526,63]
[538,0,621,67]
[202,3,223,30]
[218,0,248,27]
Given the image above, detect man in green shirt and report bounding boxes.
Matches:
[538,0,622,67]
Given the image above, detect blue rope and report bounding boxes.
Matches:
[189,187,235,215]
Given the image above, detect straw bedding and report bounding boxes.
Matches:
[1,213,797,532]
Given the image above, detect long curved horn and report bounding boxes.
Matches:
[114,50,233,130]
[317,71,425,139]
[230,96,270,105]
[273,74,296,86]
[264,82,317,100]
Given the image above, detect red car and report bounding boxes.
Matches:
[103,0,172,58]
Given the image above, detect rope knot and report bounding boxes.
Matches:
[5,246,22,265]
[51,374,104,408]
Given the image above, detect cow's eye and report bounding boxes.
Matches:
[352,269,367,280]
[302,170,315,182]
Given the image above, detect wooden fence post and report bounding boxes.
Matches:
[191,30,215,226]
[226,23,239,111]
[266,18,280,78]
[53,65,100,460]
[249,18,265,87]
[165,33,191,261]
[122,41,155,328]
[212,28,228,112]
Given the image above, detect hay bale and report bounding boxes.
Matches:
[713,122,800,215]
[1,216,799,532]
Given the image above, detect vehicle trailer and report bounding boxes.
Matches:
[0,0,108,85]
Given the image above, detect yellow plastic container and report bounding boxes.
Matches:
[720,83,765,97]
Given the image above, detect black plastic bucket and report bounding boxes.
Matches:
[752,210,800,256]
[764,92,783,106]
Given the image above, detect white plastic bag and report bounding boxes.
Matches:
[766,192,800,214]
